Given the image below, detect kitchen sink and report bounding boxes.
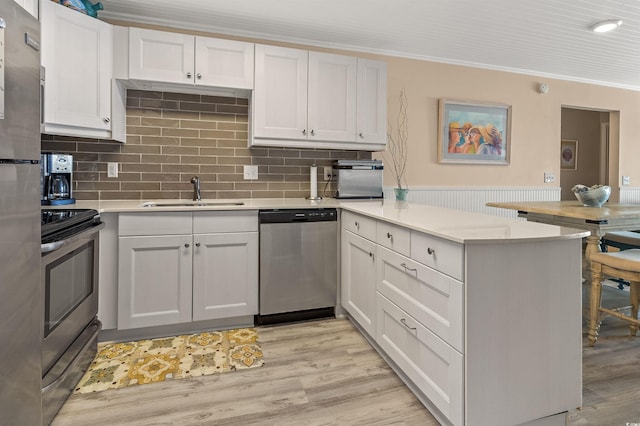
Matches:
[141,201,245,207]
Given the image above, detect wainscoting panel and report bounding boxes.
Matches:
[383,186,561,219]
[620,187,640,204]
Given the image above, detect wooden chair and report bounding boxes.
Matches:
[588,249,640,347]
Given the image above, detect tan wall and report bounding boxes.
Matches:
[373,56,640,197]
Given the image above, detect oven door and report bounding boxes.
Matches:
[41,223,103,376]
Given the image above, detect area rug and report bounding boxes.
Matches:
[74,328,264,394]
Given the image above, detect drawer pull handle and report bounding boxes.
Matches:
[427,247,435,255]
[400,262,417,273]
[386,232,392,239]
[400,318,417,331]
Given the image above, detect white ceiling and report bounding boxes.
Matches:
[99,0,640,90]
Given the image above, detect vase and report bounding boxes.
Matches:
[394,188,409,202]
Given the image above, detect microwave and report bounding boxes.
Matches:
[333,160,383,199]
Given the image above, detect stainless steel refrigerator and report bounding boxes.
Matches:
[0,2,43,424]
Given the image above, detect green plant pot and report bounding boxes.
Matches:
[394,188,409,201]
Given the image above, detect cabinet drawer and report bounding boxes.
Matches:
[119,212,192,236]
[376,294,463,426]
[411,231,464,281]
[377,246,463,352]
[193,210,258,233]
[377,221,410,257]
[342,210,376,241]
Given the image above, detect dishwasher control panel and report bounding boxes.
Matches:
[259,208,337,223]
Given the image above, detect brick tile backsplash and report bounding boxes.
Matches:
[41,90,372,201]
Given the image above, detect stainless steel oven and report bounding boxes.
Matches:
[40,209,103,425]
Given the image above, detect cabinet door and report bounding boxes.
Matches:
[254,44,308,139]
[195,37,254,89]
[192,232,258,321]
[356,59,387,144]
[341,229,377,336]
[41,0,112,134]
[307,52,357,141]
[118,235,193,330]
[128,27,194,84]
[14,0,38,18]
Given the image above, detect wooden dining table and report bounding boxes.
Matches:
[486,200,640,263]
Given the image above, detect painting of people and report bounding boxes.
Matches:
[438,99,511,164]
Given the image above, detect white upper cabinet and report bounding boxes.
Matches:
[127,27,254,89]
[252,44,387,151]
[253,45,308,140]
[357,59,387,144]
[41,0,120,140]
[14,0,38,19]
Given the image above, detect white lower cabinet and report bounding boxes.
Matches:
[192,232,258,321]
[341,229,377,336]
[341,209,582,426]
[376,294,463,426]
[118,211,258,330]
[118,234,193,329]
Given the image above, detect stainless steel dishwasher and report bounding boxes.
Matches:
[257,208,338,325]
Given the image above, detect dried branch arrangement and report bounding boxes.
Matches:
[387,89,408,189]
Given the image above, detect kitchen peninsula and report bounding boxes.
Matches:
[66,198,588,426]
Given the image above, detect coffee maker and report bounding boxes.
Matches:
[41,153,75,205]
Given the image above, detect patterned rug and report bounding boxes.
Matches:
[74,328,264,394]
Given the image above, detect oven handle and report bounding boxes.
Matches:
[41,222,105,254]
[41,240,65,254]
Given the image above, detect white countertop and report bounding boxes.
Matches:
[57,198,589,244]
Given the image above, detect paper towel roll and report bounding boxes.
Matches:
[310,166,318,198]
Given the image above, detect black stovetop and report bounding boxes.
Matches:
[41,209,101,243]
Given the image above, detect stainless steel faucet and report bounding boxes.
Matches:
[190,176,201,201]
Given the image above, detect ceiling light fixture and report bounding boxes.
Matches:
[590,19,622,33]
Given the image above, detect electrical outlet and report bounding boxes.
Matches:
[323,166,334,181]
[107,162,118,178]
[544,172,555,183]
[622,175,630,185]
[243,165,258,180]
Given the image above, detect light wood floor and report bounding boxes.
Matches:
[53,285,640,426]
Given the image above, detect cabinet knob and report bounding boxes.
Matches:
[368,252,374,261]
[310,129,315,136]
[359,132,364,138]
[354,221,359,229]
[195,242,201,247]
[197,73,202,79]
[302,129,307,135]
[185,243,190,248]
[427,247,435,255]
[186,72,192,78]
[386,232,392,239]
[103,117,110,124]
